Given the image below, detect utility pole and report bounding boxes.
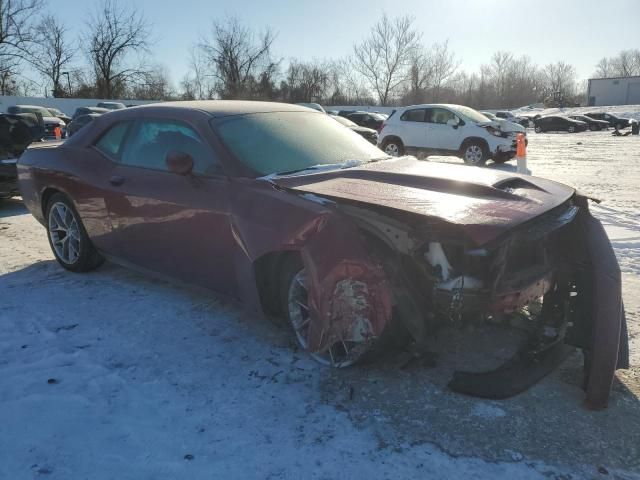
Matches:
[62,71,72,96]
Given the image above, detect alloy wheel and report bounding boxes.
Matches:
[384,142,400,156]
[287,268,365,368]
[48,202,81,265]
[464,145,484,165]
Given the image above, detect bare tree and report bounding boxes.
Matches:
[281,59,329,103]
[27,15,76,97]
[352,14,420,105]
[541,61,577,105]
[130,64,174,100]
[593,49,640,78]
[85,0,151,98]
[198,16,278,99]
[0,0,42,90]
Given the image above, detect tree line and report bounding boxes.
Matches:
[1,1,637,108]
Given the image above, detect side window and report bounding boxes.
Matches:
[428,108,456,125]
[95,122,131,159]
[120,119,219,176]
[400,109,426,122]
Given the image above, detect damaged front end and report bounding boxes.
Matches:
[336,195,628,409]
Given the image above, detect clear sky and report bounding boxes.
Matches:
[53,0,639,86]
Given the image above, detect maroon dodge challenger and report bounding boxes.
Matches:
[17,101,628,409]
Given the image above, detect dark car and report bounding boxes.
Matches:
[343,111,385,131]
[72,106,109,119]
[17,101,628,408]
[584,112,631,129]
[568,115,609,131]
[67,113,102,137]
[331,115,378,144]
[7,105,66,139]
[96,101,126,110]
[0,114,41,199]
[533,115,588,133]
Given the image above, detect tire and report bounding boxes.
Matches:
[461,140,488,166]
[46,193,104,272]
[568,126,576,133]
[278,256,382,368]
[381,138,404,157]
[534,125,543,133]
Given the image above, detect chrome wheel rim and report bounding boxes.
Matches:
[48,202,81,264]
[568,126,575,133]
[535,126,541,133]
[287,269,363,368]
[464,145,483,164]
[384,143,400,156]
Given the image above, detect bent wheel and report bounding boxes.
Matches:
[282,263,371,368]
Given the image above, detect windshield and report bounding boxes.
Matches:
[481,112,497,120]
[214,112,385,176]
[332,116,358,128]
[450,105,490,124]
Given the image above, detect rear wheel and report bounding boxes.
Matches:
[46,193,104,272]
[461,141,488,166]
[381,138,404,157]
[568,125,576,133]
[280,257,375,368]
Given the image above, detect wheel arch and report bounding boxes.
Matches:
[253,249,302,317]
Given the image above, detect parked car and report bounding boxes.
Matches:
[378,104,525,165]
[7,105,66,139]
[66,113,103,137]
[296,103,326,113]
[72,106,110,120]
[331,115,378,144]
[584,112,632,129]
[96,101,126,110]
[344,111,385,131]
[16,100,628,408]
[533,115,588,133]
[46,107,72,125]
[568,115,609,131]
[0,114,41,199]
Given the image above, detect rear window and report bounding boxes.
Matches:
[401,109,426,122]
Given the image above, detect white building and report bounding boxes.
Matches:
[587,76,640,106]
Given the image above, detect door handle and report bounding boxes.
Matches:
[109,175,125,187]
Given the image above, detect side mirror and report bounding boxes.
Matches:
[446,118,459,128]
[166,151,194,175]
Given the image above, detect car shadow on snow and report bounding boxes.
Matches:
[0,197,28,219]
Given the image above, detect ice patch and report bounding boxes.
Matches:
[472,403,507,419]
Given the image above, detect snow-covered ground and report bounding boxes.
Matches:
[1,130,640,479]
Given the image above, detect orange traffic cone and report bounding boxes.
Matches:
[516,133,527,174]
[54,126,62,140]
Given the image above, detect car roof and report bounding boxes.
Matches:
[132,100,314,118]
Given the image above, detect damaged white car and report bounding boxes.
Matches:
[378,104,526,166]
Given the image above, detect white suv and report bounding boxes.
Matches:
[378,104,525,166]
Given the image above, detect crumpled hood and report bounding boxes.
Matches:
[478,119,525,133]
[273,157,575,246]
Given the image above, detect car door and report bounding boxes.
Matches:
[425,107,461,151]
[398,108,428,148]
[102,118,238,295]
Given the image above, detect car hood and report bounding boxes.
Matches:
[272,157,575,246]
[478,119,525,133]
[43,116,64,125]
